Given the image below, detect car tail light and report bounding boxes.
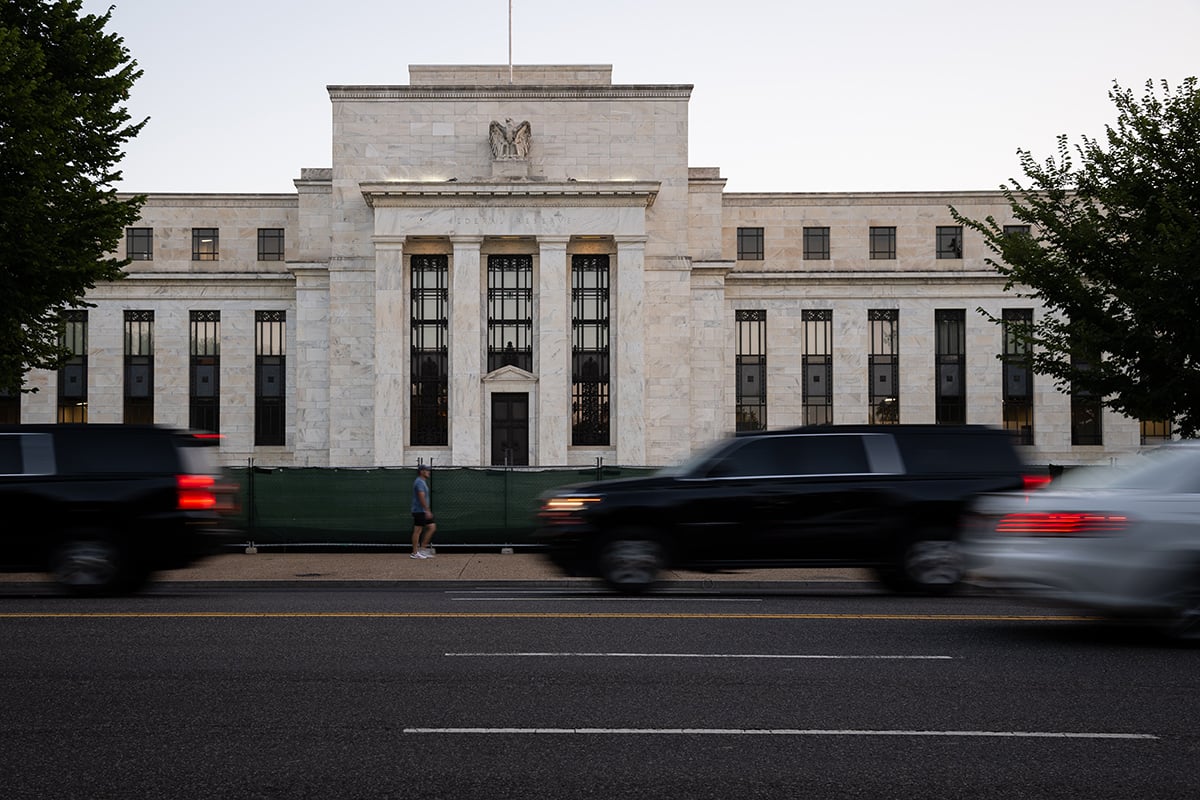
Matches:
[1022,474,1053,491]
[176,473,239,512]
[995,512,1128,536]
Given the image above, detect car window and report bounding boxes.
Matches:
[0,433,55,475]
[896,432,1020,474]
[0,435,22,474]
[54,428,179,474]
[704,435,869,478]
[1104,446,1200,493]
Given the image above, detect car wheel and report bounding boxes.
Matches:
[598,532,665,594]
[49,534,138,596]
[1158,575,1200,642]
[890,536,964,595]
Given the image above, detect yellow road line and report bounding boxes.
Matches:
[0,611,1098,621]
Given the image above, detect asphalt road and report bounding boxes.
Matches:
[2,584,1197,799]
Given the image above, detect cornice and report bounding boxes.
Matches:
[361,180,659,208]
[328,85,692,101]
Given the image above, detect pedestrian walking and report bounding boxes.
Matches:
[411,465,436,559]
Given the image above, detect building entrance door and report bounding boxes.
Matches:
[491,392,529,466]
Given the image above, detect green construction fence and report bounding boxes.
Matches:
[223,463,660,549]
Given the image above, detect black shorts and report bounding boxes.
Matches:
[413,512,433,526]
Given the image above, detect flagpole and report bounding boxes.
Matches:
[508,0,513,84]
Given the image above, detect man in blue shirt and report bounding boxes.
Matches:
[411,465,437,559]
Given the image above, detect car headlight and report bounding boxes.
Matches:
[541,495,603,513]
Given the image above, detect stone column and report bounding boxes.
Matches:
[614,236,647,465]
[536,236,570,465]
[373,242,405,466]
[450,236,484,465]
[292,265,331,466]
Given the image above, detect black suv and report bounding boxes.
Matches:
[0,424,239,595]
[535,424,1043,593]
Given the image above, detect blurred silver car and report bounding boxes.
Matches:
[962,442,1200,640]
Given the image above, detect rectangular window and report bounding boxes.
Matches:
[1071,351,1102,446]
[935,309,966,424]
[737,227,764,261]
[571,254,610,446]
[126,227,153,261]
[802,310,833,425]
[123,310,154,424]
[868,309,899,424]
[1002,309,1034,444]
[192,228,219,261]
[411,255,449,446]
[1003,224,1031,237]
[255,310,285,446]
[487,255,533,372]
[736,310,767,431]
[57,310,87,423]
[190,311,220,434]
[869,227,896,260]
[1140,419,1172,445]
[803,227,830,260]
[257,228,284,261]
[936,225,963,259]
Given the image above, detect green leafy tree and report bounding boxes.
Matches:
[0,0,145,394]
[952,78,1200,436]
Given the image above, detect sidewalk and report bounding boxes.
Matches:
[0,549,878,589]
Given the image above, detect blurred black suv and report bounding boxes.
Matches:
[0,424,239,595]
[535,424,1044,594]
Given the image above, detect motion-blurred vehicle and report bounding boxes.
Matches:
[0,424,239,595]
[962,441,1200,640]
[535,424,1045,594]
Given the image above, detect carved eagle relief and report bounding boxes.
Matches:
[489,118,532,160]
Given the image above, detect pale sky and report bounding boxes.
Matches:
[80,0,1199,195]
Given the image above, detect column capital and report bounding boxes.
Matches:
[450,235,484,247]
[536,235,571,248]
[614,235,649,247]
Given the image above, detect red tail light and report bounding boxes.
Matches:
[996,512,1128,536]
[177,474,218,510]
[1022,474,1053,490]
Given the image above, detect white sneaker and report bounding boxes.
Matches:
[420,548,436,558]
[410,551,428,559]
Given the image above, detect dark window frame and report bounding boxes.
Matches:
[486,254,534,373]
[802,309,833,425]
[936,225,963,259]
[126,227,153,261]
[869,226,896,260]
[57,310,87,423]
[190,310,220,434]
[803,227,830,260]
[254,310,285,446]
[868,309,899,424]
[571,254,610,446]
[192,228,219,261]
[1002,308,1034,444]
[411,255,449,447]
[935,309,966,425]
[257,228,284,262]
[737,227,765,261]
[736,309,767,431]
[123,310,154,425]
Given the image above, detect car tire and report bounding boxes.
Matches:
[883,534,964,596]
[49,533,143,597]
[597,530,666,594]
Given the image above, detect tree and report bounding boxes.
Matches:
[951,78,1200,436]
[0,0,145,394]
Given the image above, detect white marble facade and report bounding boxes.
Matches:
[15,65,1152,468]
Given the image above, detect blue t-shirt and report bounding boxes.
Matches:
[412,476,430,514]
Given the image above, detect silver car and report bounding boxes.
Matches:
[962,441,1200,640]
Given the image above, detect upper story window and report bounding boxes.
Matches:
[869,227,896,260]
[803,227,830,260]
[737,227,764,260]
[192,228,219,261]
[936,226,963,259]
[1003,224,1031,237]
[126,227,153,261]
[257,228,284,261]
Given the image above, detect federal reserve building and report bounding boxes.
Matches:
[2,65,1170,469]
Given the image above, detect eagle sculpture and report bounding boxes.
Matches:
[489,118,532,159]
